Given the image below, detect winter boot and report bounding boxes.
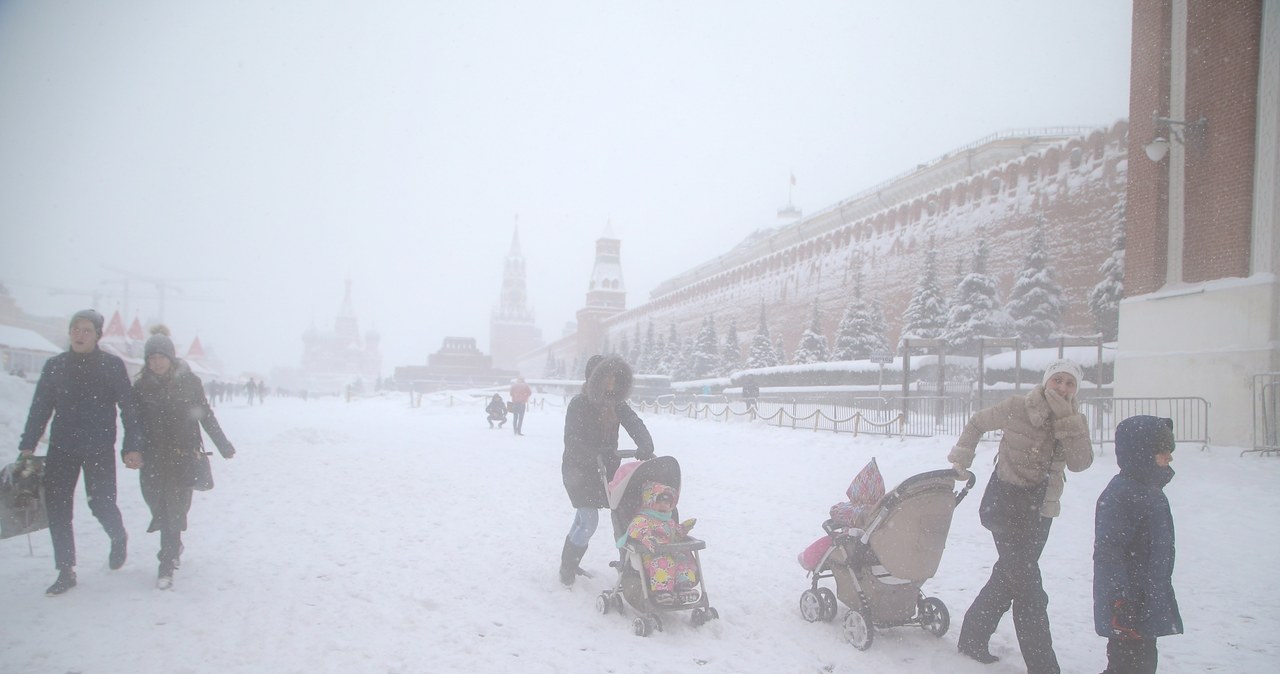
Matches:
[45,569,77,596]
[157,560,175,590]
[108,533,128,570]
[559,537,588,586]
[958,642,1000,665]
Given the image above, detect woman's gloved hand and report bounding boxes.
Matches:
[1044,388,1077,419]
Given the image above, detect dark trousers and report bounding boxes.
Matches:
[140,452,193,566]
[958,516,1059,674]
[510,403,527,433]
[43,447,126,570]
[1104,638,1158,674]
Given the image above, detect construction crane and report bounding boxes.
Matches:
[99,266,223,322]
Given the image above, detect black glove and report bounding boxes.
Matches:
[1110,599,1141,640]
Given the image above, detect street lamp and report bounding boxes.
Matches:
[1143,113,1207,161]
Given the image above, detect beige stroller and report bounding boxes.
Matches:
[798,468,975,650]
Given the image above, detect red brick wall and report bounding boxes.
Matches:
[1183,0,1261,282]
[1126,0,1172,296]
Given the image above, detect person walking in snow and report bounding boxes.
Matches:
[18,309,138,596]
[1094,415,1182,673]
[947,358,1094,672]
[559,354,654,586]
[122,326,236,589]
[485,394,508,429]
[509,377,532,435]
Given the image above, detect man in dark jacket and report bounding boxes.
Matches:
[558,354,654,585]
[1094,415,1183,673]
[18,309,139,596]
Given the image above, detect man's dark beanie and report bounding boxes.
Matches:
[69,309,104,337]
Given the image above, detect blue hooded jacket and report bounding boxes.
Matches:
[1093,415,1183,639]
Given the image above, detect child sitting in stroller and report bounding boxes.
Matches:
[619,481,699,605]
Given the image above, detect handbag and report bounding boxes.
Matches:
[1,457,50,539]
[978,470,1046,534]
[190,447,215,492]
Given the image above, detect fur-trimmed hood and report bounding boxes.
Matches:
[585,355,634,406]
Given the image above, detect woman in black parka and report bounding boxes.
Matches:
[122,327,235,589]
[559,354,654,586]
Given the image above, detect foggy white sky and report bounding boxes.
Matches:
[0,1,1132,376]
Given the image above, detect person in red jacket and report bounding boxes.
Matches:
[509,377,532,436]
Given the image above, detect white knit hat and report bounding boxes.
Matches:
[1042,358,1084,386]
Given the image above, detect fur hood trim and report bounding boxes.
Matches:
[586,355,633,406]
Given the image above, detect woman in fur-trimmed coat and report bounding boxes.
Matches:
[122,327,235,589]
[947,359,1094,673]
[557,354,654,586]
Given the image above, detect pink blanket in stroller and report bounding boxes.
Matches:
[798,459,886,571]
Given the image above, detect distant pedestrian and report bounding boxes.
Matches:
[486,394,508,429]
[509,377,532,435]
[123,326,236,590]
[948,358,1094,672]
[558,354,654,586]
[18,309,138,596]
[246,378,257,406]
[1094,416,1182,673]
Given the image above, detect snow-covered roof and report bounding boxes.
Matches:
[0,325,62,354]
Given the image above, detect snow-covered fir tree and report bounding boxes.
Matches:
[658,324,681,375]
[832,271,891,361]
[898,247,948,350]
[746,303,778,368]
[1006,220,1065,347]
[943,238,1011,356]
[640,321,658,373]
[629,323,643,367]
[774,337,787,365]
[1088,222,1124,342]
[721,321,743,375]
[675,336,696,381]
[690,315,721,378]
[543,350,558,378]
[793,299,829,364]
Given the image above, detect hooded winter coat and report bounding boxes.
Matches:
[561,355,654,508]
[1094,415,1182,640]
[948,384,1093,517]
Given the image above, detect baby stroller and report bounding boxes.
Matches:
[595,453,719,636]
[798,466,975,650]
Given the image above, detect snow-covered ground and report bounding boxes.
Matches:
[1,376,1277,673]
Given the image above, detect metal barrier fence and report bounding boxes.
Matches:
[638,394,1213,450]
[1078,397,1211,451]
[1247,373,1280,456]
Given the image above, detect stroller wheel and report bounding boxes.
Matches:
[596,592,613,615]
[611,592,624,614]
[632,616,650,637]
[917,596,950,637]
[691,607,709,627]
[842,609,875,651]
[799,589,825,623]
[817,588,838,622]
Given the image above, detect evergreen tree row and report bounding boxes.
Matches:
[588,218,1123,379]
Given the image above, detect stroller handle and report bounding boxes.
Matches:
[955,469,977,505]
[616,449,638,459]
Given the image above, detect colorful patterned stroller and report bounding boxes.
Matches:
[595,454,719,636]
[798,460,975,650]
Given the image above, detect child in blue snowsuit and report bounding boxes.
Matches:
[1093,415,1183,674]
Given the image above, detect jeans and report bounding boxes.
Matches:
[510,402,527,433]
[567,507,599,547]
[43,447,127,570]
[958,515,1059,674]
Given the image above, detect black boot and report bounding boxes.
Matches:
[109,533,128,570]
[958,642,1000,664]
[559,537,587,586]
[45,569,77,596]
